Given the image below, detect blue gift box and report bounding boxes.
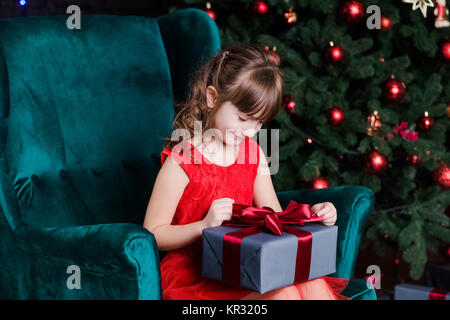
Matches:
[394,284,450,300]
[201,222,338,294]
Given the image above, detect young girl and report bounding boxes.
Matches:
[143,43,350,300]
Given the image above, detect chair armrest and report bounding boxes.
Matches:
[14,222,162,299]
[340,279,377,300]
[276,185,375,279]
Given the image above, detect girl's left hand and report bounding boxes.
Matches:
[311,202,337,226]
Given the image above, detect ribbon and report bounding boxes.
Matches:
[222,200,323,287]
[429,288,448,300]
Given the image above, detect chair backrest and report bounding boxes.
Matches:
[0,10,220,228]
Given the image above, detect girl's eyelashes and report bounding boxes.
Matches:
[238,114,264,124]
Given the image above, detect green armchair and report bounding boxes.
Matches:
[0,8,376,300]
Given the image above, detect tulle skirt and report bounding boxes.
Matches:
[161,249,351,300]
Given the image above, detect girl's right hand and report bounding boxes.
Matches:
[202,198,235,229]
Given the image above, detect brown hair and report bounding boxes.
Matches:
[162,43,284,151]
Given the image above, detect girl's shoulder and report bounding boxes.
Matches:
[160,139,198,180]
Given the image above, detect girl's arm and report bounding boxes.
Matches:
[143,156,205,251]
[253,145,283,212]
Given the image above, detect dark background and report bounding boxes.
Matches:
[0,0,189,18]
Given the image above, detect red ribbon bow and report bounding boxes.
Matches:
[221,200,323,287]
[225,200,323,235]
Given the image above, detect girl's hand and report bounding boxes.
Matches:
[202,198,235,229]
[311,202,337,226]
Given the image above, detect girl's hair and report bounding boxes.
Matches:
[162,43,284,150]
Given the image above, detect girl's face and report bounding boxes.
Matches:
[212,101,263,146]
[206,86,264,147]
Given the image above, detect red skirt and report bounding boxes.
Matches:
[160,248,351,300]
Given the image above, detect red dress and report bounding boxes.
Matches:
[160,136,350,300]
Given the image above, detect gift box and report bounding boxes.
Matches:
[394,283,450,300]
[201,200,338,294]
[425,263,450,291]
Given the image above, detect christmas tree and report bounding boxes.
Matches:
[171,0,450,280]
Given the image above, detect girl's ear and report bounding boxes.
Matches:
[206,86,219,110]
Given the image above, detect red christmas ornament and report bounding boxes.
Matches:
[433,164,450,190]
[439,39,450,63]
[365,150,388,174]
[340,0,365,23]
[405,154,421,166]
[380,16,392,30]
[417,112,434,132]
[326,106,345,126]
[312,177,330,189]
[205,2,216,20]
[206,9,216,20]
[282,94,295,114]
[206,10,216,20]
[324,42,344,63]
[253,0,269,15]
[382,78,406,103]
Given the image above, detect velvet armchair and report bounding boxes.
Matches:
[0,8,375,300]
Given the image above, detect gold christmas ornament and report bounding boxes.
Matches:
[284,8,297,24]
[367,110,382,136]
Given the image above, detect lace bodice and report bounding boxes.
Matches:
[160,136,260,228]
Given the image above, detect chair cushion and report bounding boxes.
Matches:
[0,15,174,227]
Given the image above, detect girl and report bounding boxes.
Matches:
[143,43,350,300]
